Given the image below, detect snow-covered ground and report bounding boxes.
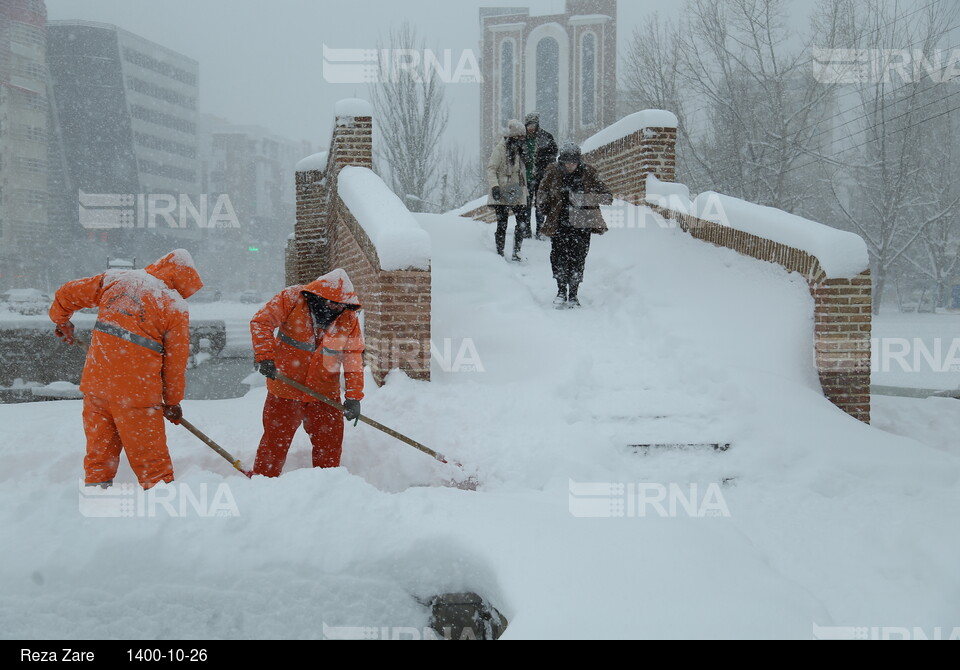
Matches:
[1,205,958,640]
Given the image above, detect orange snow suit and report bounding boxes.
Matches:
[49,250,203,489]
[250,269,365,476]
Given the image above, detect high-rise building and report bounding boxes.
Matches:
[46,20,201,265]
[199,114,313,292]
[0,0,50,288]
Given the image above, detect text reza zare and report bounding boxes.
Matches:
[20,650,94,662]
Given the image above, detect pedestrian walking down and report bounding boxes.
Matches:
[250,268,364,477]
[487,119,530,261]
[49,250,204,489]
[537,142,614,308]
[523,112,558,240]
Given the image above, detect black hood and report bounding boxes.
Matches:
[303,291,358,332]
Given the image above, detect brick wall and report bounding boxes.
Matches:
[646,204,873,424]
[584,127,677,205]
[460,118,873,423]
[288,108,431,385]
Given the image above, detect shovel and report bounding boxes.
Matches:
[179,418,253,478]
[273,372,478,491]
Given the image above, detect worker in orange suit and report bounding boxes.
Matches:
[49,250,204,490]
[250,268,365,477]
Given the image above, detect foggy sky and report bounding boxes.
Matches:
[45,0,818,161]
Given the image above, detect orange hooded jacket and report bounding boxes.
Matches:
[49,250,203,408]
[251,269,365,403]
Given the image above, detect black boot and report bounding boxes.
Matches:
[568,284,581,308]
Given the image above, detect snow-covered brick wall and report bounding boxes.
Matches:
[691,192,870,280]
[290,100,431,386]
[580,109,678,154]
[646,196,874,423]
[325,98,376,146]
[581,120,677,206]
[338,167,432,272]
[645,175,692,215]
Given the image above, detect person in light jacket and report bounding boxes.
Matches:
[487,119,530,261]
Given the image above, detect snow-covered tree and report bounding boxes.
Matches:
[621,0,846,212]
[819,0,960,313]
[370,23,449,213]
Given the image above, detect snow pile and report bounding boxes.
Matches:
[338,166,432,271]
[335,98,374,118]
[449,195,490,217]
[645,174,693,214]
[581,109,679,154]
[295,151,329,173]
[31,382,82,399]
[0,203,957,640]
[692,192,871,279]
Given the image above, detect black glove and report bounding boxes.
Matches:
[257,360,277,379]
[163,404,182,425]
[491,186,502,201]
[343,399,361,425]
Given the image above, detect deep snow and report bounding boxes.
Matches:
[1,204,958,640]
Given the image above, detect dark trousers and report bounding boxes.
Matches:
[528,184,546,237]
[551,227,592,288]
[494,205,530,256]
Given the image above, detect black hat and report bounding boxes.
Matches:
[558,142,582,164]
[525,112,541,127]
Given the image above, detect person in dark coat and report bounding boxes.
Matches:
[523,112,559,240]
[486,119,530,261]
[537,142,614,308]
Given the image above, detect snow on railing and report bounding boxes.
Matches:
[581,109,678,154]
[337,166,431,271]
